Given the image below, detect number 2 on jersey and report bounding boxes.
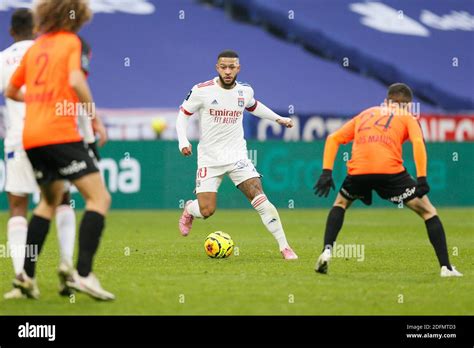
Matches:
[34,53,49,85]
[357,112,394,133]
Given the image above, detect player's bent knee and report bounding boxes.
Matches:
[200,206,215,218]
[10,206,28,218]
[423,206,437,220]
[85,178,112,211]
[333,199,351,210]
[407,197,437,220]
[44,194,63,207]
[87,191,111,214]
[98,191,112,213]
[333,193,351,209]
[333,203,347,210]
[102,190,112,210]
[8,196,28,216]
[34,199,57,219]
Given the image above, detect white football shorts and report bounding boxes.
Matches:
[195,158,261,194]
[4,148,39,195]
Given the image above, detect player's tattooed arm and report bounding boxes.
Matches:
[248,100,293,128]
[238,178,264,201]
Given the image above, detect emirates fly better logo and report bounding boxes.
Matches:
[209,109,243,124]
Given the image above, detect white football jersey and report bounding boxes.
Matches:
[0,40,34,151]
[180,77,257,167]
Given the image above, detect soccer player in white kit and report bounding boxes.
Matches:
[176,50,298,259]
[0,9,76,299]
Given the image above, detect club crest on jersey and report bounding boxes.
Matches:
[238,98,245,107]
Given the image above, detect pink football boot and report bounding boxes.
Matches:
[179,200,194,236]
[281,246,298,260]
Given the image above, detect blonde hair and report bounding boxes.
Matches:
[34,0,92,33]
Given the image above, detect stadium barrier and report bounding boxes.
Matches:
[0,141,472,209]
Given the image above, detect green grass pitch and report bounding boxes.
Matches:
[0,208,472,315]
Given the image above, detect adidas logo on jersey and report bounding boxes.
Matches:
[211,99,218,105]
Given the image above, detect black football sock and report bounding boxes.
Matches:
[323,206,346,251]
[23,215,51,278]
[425,216,451,270]
[77,211,105,277]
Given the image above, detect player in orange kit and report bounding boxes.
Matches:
[313,83,462,277]
[5,0,114,300]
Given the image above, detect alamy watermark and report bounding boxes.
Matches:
[55,100,96,119]
[0,243,39,262]
[212,149,258,166]
[326,242,365,262]
[379,100,421,118]
[18,322,55,341]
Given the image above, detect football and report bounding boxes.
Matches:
[151,117,167,134]
[204,231,234,258]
